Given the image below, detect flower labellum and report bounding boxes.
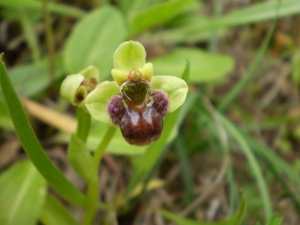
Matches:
[108,69,169,146]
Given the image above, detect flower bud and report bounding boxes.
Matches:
[60,66,99,106]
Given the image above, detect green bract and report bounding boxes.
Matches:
[85,40,188,125]
[60,66,99,105]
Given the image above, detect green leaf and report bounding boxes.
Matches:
[0,160,47,225]
[172,1,300,35]
[140,15,225,45]
[158,192,247,225]
[9,56,64,97]
[218,113,272,219]
[68,134,97,182]
[85,81,120,124]
[64,6,127,79]
[0,0,85,18]
[129,0,196,36]
[0,55,88,206]
[265,213,283,225]
[0,98,13,130]
[151,48,234,83]
[40,194,79,225]
[215,0,300,27]
[151,75,188,113]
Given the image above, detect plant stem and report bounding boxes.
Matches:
[76,107,91,143]
[82,126,116,225]
[93,126,117,168]
[82,178,99,225]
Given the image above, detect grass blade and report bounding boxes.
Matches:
[0,55,87,206]
[158,192,247,225]
[218,112,272,220]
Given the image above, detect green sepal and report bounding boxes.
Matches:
[60,74,84,105]
[60,66,99,106]
[113,40,146,73]
[151,75,188,113]
[85,81,120,124]
[68,134,97,182]
[79,66,99,81]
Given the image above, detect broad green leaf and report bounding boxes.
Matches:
[68,134,97,182]
[158,192,247,225]
[64,6,127,79]
[9,56,65,97]
[216,0,300,27]
[149,1,300,45]
[85,81,120,124]
[0,0,85,18]
[265,213,283,225]
[40,195,78,225]
[140,15,225,44]
[0,160,46,225]
[151,75,188,113]
[177,0,300,34]
[129,0,197,36]
[151,48,234,83]
[0,55,88,206]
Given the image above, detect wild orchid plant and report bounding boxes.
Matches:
[61,40,188,146]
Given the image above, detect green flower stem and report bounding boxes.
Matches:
[82,178,99,225]
[93,125,117,168]
[76,107,91,143]
[82,125,116,225]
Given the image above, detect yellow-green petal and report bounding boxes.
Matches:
[113,41,146,73]
[85,81,120,124]
[60,74,84,105]
[111,69,128,86]
[151,76,188,113]
[140,63,153,82]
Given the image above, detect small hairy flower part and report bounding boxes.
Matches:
[151,90,169,117]
[120,105,163,146]
[107,94,125,124]
[107,91,168,146]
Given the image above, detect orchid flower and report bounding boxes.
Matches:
[61,41,188,146]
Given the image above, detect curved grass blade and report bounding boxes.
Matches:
[158,192,247,225]
[0,54,87,206]
[218,112,272,220]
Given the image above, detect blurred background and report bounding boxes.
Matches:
[0,0,300,224]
